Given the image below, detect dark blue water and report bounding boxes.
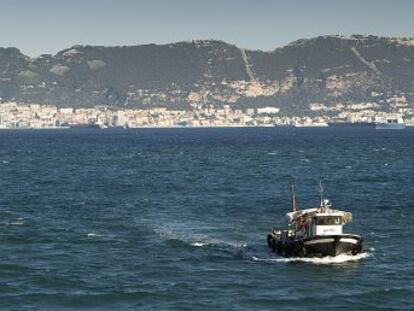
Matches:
[0,128,413,310]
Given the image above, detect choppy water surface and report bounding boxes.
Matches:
[0,128,413,310]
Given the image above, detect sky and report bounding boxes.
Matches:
[0,0,413,57]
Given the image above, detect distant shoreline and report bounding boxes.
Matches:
[1,125,413,130]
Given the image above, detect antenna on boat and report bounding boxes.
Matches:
[319,180,324,207]
[291,184,298,212]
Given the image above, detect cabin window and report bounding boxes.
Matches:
[315,216,341,225]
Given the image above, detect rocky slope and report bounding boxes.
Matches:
[1,35,414,114]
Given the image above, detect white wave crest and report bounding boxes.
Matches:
[192,242,209,247]
[87,233,102,237]
[252,252,371,265]
[7,221,24,226]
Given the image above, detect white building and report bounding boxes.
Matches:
[257,107,280,115]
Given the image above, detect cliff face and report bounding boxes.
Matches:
[1,35,414,114]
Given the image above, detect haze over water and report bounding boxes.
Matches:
[0,128,413,310]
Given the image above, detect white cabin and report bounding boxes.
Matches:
[285,199,352,238]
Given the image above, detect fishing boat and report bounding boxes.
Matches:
[267,184,363,257]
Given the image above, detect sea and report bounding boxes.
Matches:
[0,128,413,310]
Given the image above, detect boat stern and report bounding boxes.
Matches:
[303,234,363,257]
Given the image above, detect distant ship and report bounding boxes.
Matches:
[68,123,101,129]
[375,115,406,130]
[267,184,363,257]
[294,122,329,128]
[274,124,295,128]
[328,121,375,128]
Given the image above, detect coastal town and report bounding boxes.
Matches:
[0,92,414,129]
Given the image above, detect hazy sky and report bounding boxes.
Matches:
[1,0,413,56]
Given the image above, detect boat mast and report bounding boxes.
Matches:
[291,184,298,212]
[319,180,324,207]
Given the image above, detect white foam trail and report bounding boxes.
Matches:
[151,227,247,250]
[252,252,371,265]
[152,226,246,249]
[191,241,247,248]
[152,227,184,241]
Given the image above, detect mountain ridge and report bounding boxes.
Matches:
[1,34,414,114]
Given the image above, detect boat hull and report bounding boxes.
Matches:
[267,234,363,258]
[375,123,406,130]
[328,122,375,129]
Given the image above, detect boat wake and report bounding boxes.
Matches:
[252,252,371,265]
[151,225,247,250]
[190,240,247,248]
[150,225,372,264]
[146,224,373,265]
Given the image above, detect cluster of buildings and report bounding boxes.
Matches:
[0,92,413,129]
[0,102,285,129]
[309,93,414,126]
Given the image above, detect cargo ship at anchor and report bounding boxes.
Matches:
[375,115,406,130]
[67,123,102,129]
[328,121,375,128]
[267,184,363,258]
